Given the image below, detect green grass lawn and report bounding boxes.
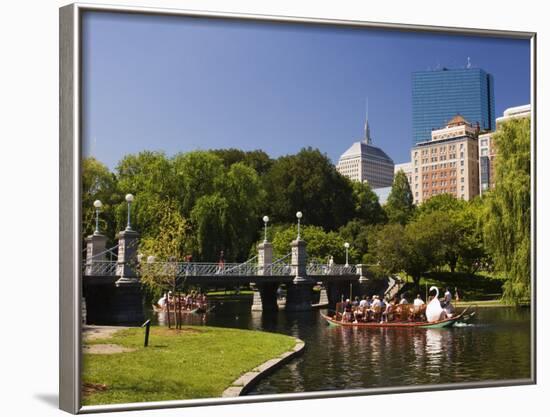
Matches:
[206,290,253,296]
[82,326,296,405]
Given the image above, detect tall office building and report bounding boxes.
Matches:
[336,112,394,189]
[412,67,495,144]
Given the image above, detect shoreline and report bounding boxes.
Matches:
[82,324,300,405]
[455,299,530,308]
[222,337,305,397]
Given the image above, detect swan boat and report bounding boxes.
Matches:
[321,286,472,329]
[151,304,214,314]
[320,310,465,328]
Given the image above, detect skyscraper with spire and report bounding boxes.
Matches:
[336,101,394,189]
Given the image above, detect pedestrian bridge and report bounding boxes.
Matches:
[84,257,360,284]
[82,226,367,325]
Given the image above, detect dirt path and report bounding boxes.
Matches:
[83,325,135,355]
[83,325,129,341]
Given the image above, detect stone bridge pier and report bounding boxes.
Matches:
[83,227,144,326]
[285,238,314,312]
[251,241,279,312]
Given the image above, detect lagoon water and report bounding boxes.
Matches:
[150,306,531,394]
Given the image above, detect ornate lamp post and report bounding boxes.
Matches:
[93,199,103,235]
[262,215,269,242]
[344,242,350,267]
[296,211,303,240]
[125,193,134,231]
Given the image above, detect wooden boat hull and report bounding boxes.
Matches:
[320,312,462,329]
[152,305,212,314]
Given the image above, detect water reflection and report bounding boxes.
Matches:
[148,307,531,394]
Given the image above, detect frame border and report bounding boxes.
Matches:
[59,2,537,414]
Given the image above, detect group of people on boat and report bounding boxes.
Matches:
[336,288,456,324]
[156,291,208,312]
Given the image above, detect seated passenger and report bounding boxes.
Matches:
[399,294,409,305]
[411,294,426,320]
[413,294,425,307]
[442,287,452,308]
[343,299,353,322]
[381,298,395,322]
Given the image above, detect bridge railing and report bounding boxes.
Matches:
[141,262,263,277]
[83,260,358,278]
[84,260,118,276]
[88,244,119,261]
[307,263,357,276]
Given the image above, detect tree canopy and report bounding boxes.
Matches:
[263,147,355,230]
[483,117,531,304]
[385,170,414,225]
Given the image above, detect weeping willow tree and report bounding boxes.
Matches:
[140,200,191,328]
[483,117,531,304]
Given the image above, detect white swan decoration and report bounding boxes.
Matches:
[426,286,446,322]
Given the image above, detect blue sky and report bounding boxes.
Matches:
[82,12,530,170]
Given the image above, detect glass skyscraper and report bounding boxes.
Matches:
[412,67,495,144]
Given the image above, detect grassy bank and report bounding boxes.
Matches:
[206,290,253,296]
[397,271,506,301]
[82,326,296,405]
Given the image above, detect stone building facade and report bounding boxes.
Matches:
[410,115,480,204]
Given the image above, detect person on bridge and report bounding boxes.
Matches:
[327,255,334,272]
[216,251,225,274]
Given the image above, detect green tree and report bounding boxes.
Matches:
[372,218,441,288]
[211,148,273,175]
[115,151,176,238]
[189,164,264,261]
[385,170,414,225]
[172,151,225,216]
[414,195,488,274]
[190,194,229,262]
[483,117,531,304]
[82,157,120,241]
[338,220,376,259]
[351,181,387,224]
[414,193,464,219]
[270,225,358,264]
[456,198,489,274]
[140,200,191,289]
[222,162,266,260]
[139,200,191,329]
[264,147,355,230]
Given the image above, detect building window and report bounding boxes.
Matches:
[480,139,488,146]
